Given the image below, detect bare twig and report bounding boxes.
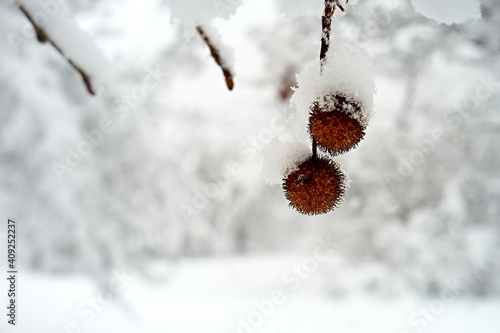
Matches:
[19,5,96,95]
[196,25,234,91]
[320,0,346,69]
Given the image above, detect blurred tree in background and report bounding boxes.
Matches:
[0,0,499,294]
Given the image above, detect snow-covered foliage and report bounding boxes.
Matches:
[411,0,481,25]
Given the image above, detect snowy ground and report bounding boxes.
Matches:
[5,255,500,333]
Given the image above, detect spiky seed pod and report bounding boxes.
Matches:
[309,94,366,155]
[283,156,346,215]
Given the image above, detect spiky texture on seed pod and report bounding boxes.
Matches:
[283,156,346,215]
[309,94,366,155]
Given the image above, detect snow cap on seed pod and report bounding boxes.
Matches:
[289,36,375,145]
[282,156,348,215]
[261,140,311,185]
[309,93,366,155]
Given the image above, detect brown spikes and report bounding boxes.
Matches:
[283,156,346,215]
[309,94,366,155]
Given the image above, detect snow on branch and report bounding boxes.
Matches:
[320,0,346,69]
[17,0,113,96]
[18,4,95,95]
[196,25,234,91]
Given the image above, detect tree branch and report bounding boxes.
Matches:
[19,4,96,96]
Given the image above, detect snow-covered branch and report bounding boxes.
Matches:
[196,25,235,91]
[18,4,96,95]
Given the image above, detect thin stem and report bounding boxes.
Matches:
[320,0,335,70]
[196,25,234,91]
[19,5,96,95]
[313,0,346,157]
[319,0,345,71]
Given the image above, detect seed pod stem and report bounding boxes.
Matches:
[312,139,318,159]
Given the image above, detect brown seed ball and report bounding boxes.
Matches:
[309,94,366,155]
[283,156,346,215]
